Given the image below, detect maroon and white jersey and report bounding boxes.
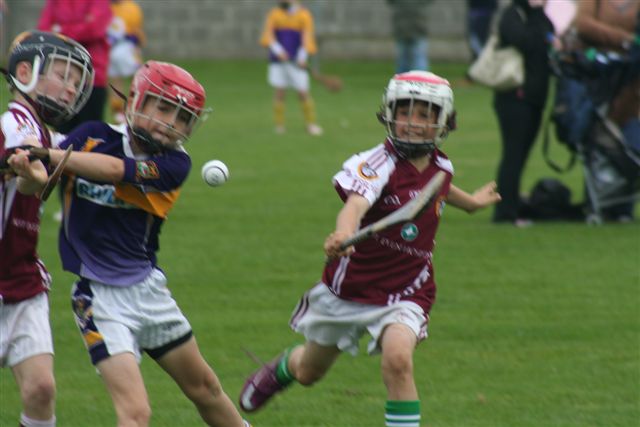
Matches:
[0,101,53,303]
[322,139,453,313]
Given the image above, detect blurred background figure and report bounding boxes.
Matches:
[467,0,498,61]
[0,0,7,24]
[386,0,432,72]
[573,0,640,221]
[107,0,145,124]
[260,0,323,136]
[38,0,112,133]
[492,0,556,226]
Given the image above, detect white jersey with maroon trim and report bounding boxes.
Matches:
[0,101,52,303]
[322,139,453,313]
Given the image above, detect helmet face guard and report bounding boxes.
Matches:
[379,71,455,159]
[126,61,210,153]
[6,31,94,126]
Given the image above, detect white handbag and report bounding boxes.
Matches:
[468,33,525,91]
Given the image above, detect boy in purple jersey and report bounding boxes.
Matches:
[239,70,501,426]
[1,30,93,427]
[11,61,251,427]
[260,0,323,136]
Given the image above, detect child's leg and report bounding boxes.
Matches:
[380,323,421,427]
[273,89,286,131]
[156,337,247,427]
[239,342,341,412]
[297,91,323,135]
[97,353,151,427]
[287,341,341,386]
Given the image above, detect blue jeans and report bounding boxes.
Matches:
[395,38,429,73]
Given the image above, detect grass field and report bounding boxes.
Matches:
[1,60,638,427]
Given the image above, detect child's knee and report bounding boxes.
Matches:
[21,376,55,409]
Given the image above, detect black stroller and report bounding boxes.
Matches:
[548,43,640,224]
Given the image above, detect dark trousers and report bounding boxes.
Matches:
[56,86,107,134]
[492,93,544,222]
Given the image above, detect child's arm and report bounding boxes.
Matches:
[324,193,370,258]
[48,148,125,183]
[446,181,501,213]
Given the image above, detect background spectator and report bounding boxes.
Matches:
[467,0,498,60]
[386,0,432,72]
[492,0,556,226]
[38,0,112,133]
[574,0,639,221]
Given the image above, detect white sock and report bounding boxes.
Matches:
[20,413,56,427]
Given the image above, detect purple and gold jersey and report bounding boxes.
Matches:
[260,6,317,62]
[322,139,453,314]
[58,122,190,287]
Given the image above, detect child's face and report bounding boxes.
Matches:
[393,100,440,143]
[132,95,195,147]
[36,59,84,107]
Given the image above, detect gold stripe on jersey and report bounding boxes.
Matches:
[114,184,180,219]
[260,7,317,54]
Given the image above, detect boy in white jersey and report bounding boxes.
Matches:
[10,60,251,427]
[0,30,93,427]
[239,71,501,426]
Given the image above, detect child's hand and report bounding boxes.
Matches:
[472,181,501,208]
[324,230,354,259]
[8,149,48,185]
[277,51,289,62]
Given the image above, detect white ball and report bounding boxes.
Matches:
[201,160,229,187]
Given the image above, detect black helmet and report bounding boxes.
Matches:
[5,30,94,126]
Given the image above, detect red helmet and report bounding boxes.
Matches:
[126,61,209,148]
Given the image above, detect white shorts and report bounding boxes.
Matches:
[108,41,142,78]
[268,62,310,91]
[289,283,428,356]
[0,292,53,368]
[71,268,192,365]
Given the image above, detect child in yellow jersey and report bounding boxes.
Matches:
[108,0,145,124]
[260,0,323,136]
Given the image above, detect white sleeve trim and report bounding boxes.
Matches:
[269,41,286,57]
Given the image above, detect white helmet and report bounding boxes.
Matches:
[379,70,455,158]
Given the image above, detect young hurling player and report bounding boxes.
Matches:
[0,30,94,427]
[260,0,323,136]
[239,71,502,427]
[10,60,251,427]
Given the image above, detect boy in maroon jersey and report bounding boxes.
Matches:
[240,70,501,426]
[0,31,93,427]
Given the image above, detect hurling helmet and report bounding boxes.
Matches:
[5,30,94,126]
[126,61,209,153]
[379,70,455,158]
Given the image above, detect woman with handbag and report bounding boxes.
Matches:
[492,0,557,225]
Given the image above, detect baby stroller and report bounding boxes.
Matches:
[548,44,640,224]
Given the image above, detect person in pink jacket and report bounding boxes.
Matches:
[38,0,112,134]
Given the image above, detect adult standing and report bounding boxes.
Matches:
[467,0,499,60]
[574,0,640,221]
[386,0,432,73]
[492,0,556,225]
[38,0,112,133]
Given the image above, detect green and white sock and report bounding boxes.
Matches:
[385,400,420,427]
[274,346,297,386]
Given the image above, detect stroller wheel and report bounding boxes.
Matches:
[586,213,603,226]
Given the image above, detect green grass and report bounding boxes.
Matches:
[1,60,639,427]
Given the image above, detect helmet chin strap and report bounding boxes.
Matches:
[130,126,166,155]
